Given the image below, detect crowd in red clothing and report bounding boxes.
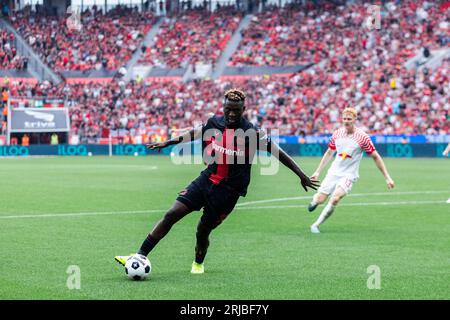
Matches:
[1,0,448,143]
[138,7,242,68]
[9,5,156,72]
[229,1,449,67]
[3,52,448,142]
[0,30,27,70]
[230,4,325,66]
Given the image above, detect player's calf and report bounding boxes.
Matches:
[308,192,328,212]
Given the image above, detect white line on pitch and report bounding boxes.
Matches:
[236,190,449,207]
[0,209,165,220]
[0,200,446,220]
[235,200,445,211]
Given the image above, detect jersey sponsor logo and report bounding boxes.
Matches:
[338,152,353,160]
[211,141,244,157]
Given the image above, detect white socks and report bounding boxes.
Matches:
[313,203,335,227]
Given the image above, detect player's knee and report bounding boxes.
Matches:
[316,194,328,204]
[330,195,343,206]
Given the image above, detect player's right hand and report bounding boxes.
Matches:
[311,171,320,180]
[386,177,395,189]
[146,141,169,150]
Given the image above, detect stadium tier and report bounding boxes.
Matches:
[137,7,243,68]
[9,5,156,72]
[2,56,448,145]
[0,0,448,144]
[0,29,27,69]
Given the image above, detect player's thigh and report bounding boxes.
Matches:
[169,200,193,216]
[336,176,356,195]
[330,186,347,203]
[318,174,339,196]
[330,177,355,203]
[201,186,240,230]
[158,200,195,225]
[176,176,207,212]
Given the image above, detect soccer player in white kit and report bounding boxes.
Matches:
[308,108,395,233]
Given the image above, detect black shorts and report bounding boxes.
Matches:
[176,175,240,229]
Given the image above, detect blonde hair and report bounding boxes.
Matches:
[342,107,357,119]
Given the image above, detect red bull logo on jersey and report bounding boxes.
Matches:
[338,152,353,160]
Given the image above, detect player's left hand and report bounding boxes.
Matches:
[300,175,320,192]
[146,141,169,150]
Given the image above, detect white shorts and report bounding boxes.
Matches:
[318,174,357,195]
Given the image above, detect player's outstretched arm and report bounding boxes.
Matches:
[370,151,395,189]
[146,126,202,150]
[270,141,320,192]
[311,148,336,180]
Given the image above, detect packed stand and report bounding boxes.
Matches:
[3,54,448,143]
[0,30,27,70]
[229,3,331,66]
[138,6,242,68]
[234,59,449,136]
[1,0,448,142]
[229,1,449,67]
[9,5,156,72]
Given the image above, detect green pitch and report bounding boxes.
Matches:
[0,156,449,299]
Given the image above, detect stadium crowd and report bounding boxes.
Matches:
[229,4,327,66]
[138,6,242,68]
[0,0,448,144]
[229,1,449,66]
[2,54,448,143]
[0,30,27,70]
[9,5,156,72]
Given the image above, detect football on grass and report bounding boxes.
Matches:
[125,254,151,280]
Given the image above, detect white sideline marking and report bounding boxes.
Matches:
[236,200,445,211]
[236,190,449,207]
[0,200,446,220]
[0,209,165,220]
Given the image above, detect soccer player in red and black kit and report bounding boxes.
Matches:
[115,89,320,274]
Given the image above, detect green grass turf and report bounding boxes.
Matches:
[0,156,449,300]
